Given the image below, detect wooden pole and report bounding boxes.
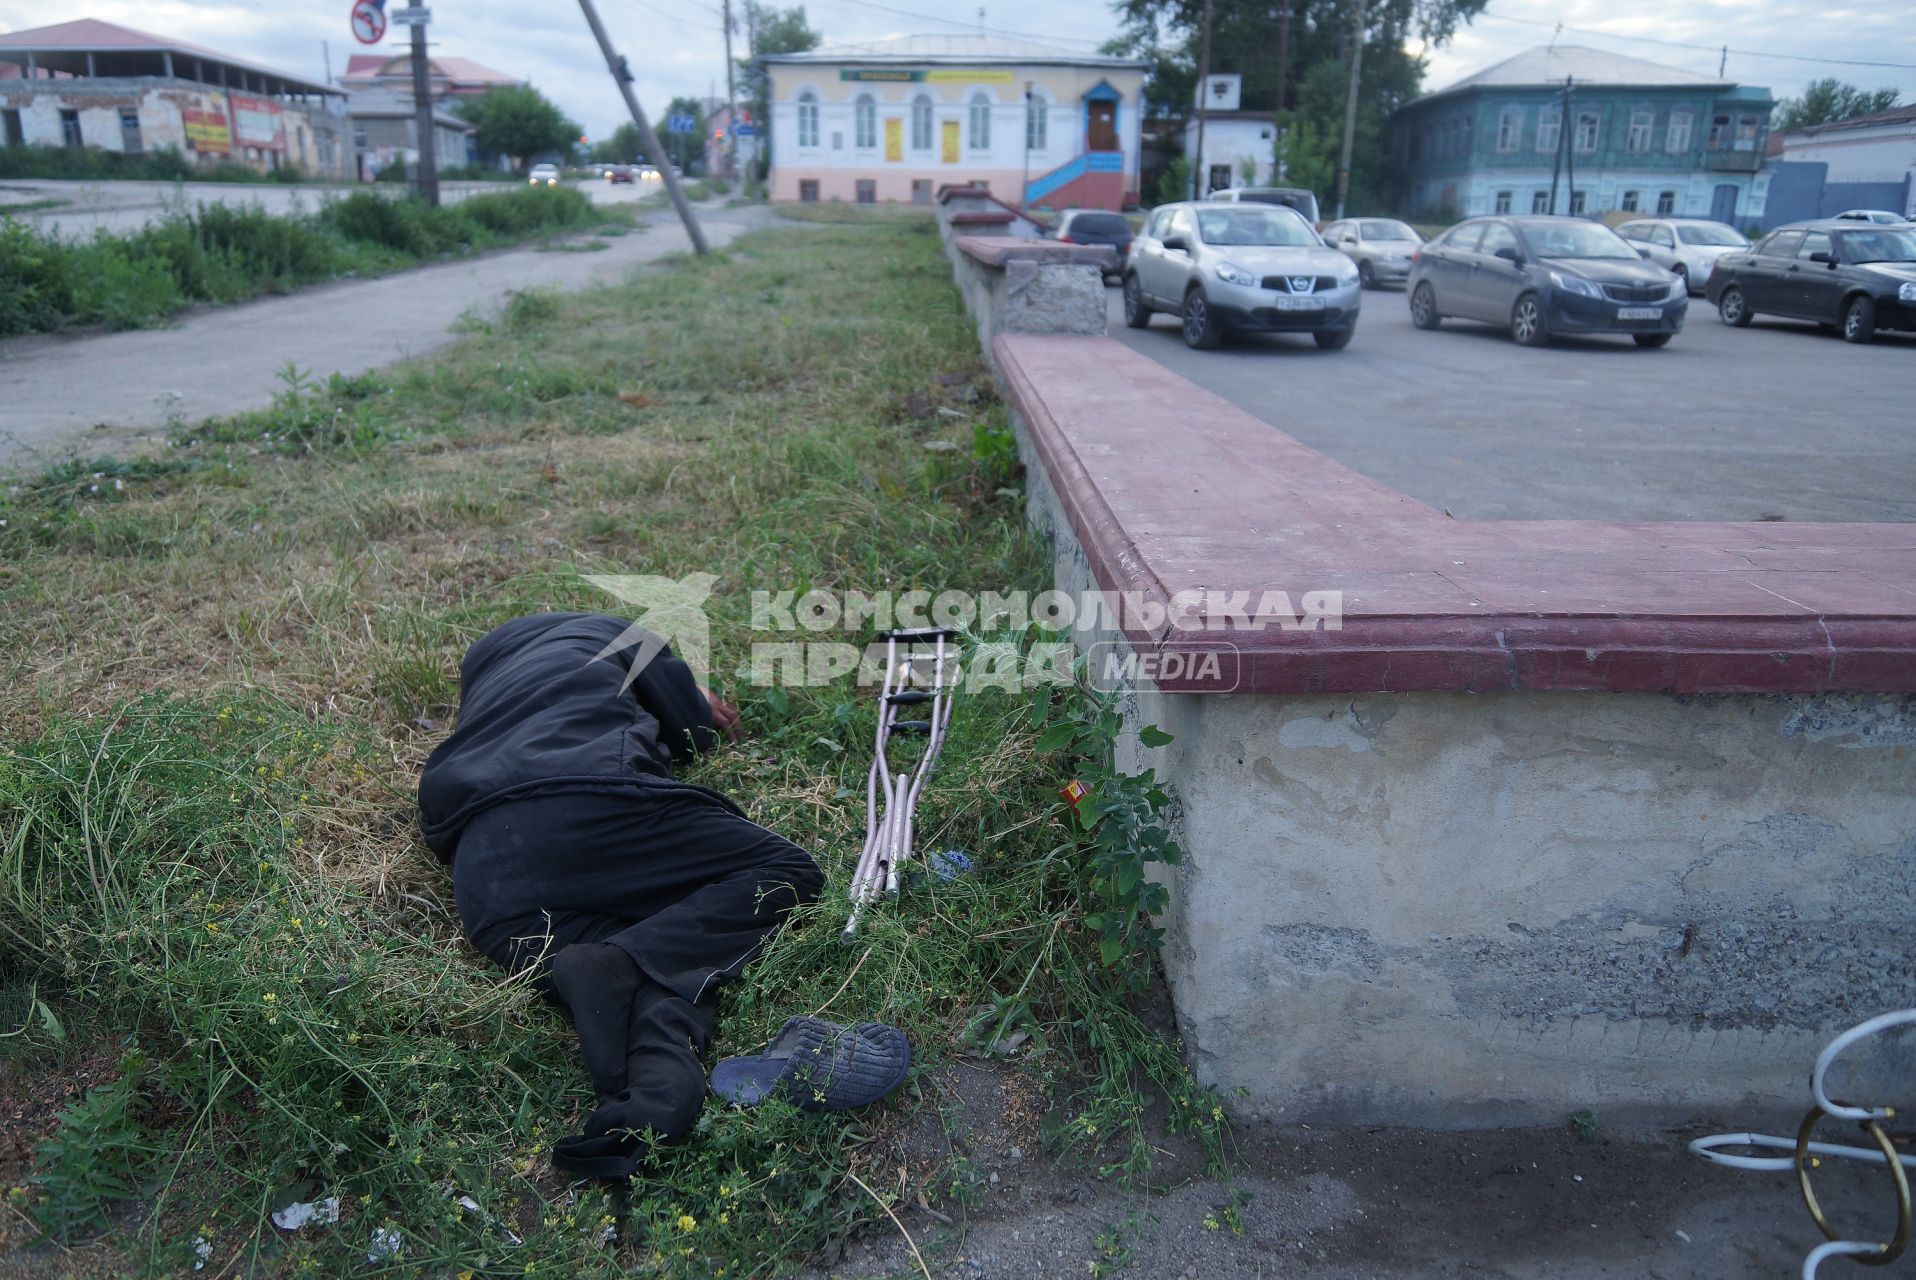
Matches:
[576,0,709,254]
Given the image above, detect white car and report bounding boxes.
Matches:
[528,163,561,187]
[1833,209,1909,225]
[635,164,662,183]
[1614,217,1749,294]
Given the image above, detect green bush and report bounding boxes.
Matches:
[0,218,75,335]
[0,144,277,184]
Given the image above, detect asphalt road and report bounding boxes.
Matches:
[0,176,644,239]
[1108,281,1916,523]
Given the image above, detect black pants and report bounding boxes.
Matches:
[452,786,823,1004]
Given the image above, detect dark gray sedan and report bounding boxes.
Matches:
[1408,216,1687,347]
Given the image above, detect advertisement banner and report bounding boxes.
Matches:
[940,119,959,164]
[230,94,286,151]
[183,108,231,154]
[840,68,1015,83]
[884,117,903,163]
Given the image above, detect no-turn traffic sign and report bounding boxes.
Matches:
[350,0,387,45]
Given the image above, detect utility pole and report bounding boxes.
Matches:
[1563,78,1577,215]
[1332,0,1366,221]
[575,0,709,254]
[1274,3,1291,112]
[722,0,738,178]
[1193,0,1213,198]
[1548,77,1567,215]
[407,0,439,205]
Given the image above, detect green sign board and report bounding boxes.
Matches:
[838,68,1016,83]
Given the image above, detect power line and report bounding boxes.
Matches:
[1477,8,1916,73]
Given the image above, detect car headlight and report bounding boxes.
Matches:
[1213,261,1257,287]
[1333,264,1360,285]
[1549,270,1603,299]
[1900,282,1916,303]
[1667,277,1688,301]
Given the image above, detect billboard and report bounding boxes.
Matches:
[230,94,286,151]
[183,108,231,153]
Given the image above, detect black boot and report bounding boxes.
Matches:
[551,985,715,1179]
[548,942,643,1105]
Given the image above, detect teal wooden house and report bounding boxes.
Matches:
[1391,46,1774,228]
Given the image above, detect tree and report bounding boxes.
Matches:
[1110,0,1486,211]
[592,123,644,165]
[453,85,582,171]
[737,3,822,177]
[660,97,707,172]
[1773,79,1902,133]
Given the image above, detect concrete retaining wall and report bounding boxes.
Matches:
[996,328,1916,1126]
[944,235,1113,363]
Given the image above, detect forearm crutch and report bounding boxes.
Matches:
[843,626,958,938]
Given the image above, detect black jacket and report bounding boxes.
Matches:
[417,613,727,860]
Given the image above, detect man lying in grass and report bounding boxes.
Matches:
[417,612,822,1178]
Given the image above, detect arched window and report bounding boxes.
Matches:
[1025,91,1047,151]
[911,94,933,151]
[796,91,819,148]
[968,92,991,150]
[854,92,877,150]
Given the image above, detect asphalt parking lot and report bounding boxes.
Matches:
[1108,282,1916,523]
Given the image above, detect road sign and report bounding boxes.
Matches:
[390,6,431,24]
[733,123,758,137]
[349,0,386,44]
[665,114,697,134]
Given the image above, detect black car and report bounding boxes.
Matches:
[1049,209,1134,280]
[1703,220,1916,343]
[1406,215,1686,347]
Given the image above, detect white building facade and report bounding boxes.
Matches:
[763,35,1146,210]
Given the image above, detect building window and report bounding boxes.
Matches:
[911,178,932,204]
[1570,188,1587,215]
[796,91,819,149]
[1627,111,1652,153]
[853,93,877,150]
[1532,189,1550,213]
[1536,107,1560,154]
[1621,189,1639,212]
[968,93,991,150]
[60,108,82,148]
[118,108,143,153]
[910,94,932,151]
[1496,106,1521,152]
[2,108,22,147]
[799,178,819,202]
[1734,113,1760,151]
[1656,189,1676,214]
[855,178,876,203]
[1494,189,1512,214]
[1666,110,1692,153]
[1025,92,1046,152]
[1708,113,1729,148]
[1574,110,1599,153]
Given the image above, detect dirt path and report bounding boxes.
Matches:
[0,201,770,470]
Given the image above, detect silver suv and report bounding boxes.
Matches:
[1123,201,1361,349]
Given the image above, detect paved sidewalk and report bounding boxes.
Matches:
[0,202,760,470]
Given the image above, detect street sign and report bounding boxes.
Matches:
[349,0,386,44]
[665,114,697,134]
[390,6,431,24]
[733,123,758,137]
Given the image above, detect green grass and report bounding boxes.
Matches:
[0,143,295,184]
[0,216,1225,1276]
[0,187,620,338]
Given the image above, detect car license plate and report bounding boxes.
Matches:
[1616,306,1661,320]
[1273,295,1325,311]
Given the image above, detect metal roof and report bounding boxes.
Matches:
[0,17,336,96]
[1419,45,1730,103]
[762,32,1143,69]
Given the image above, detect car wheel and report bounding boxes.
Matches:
[1314,327,1354,350]
[1510,292,1549,347]
[1182,285,1222,350]
[1842,294,1877,344]
[1358,260,1375,290]
[1410,282,1441,330]
[1718,285,1753,327]
[1122,274,1153,329]
[1633,333,1672,349]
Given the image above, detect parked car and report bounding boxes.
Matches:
[1123,200,1360,350]
[1406,215,1686,347]
[635,164,662,183]
[1704,219,1916,343]
[1047,209,1134,279]
[1832,209,1909,225]
[605,164,635,184]
[1320,217,1423,288]
[528,163,561,188]
[1207,186,1321,227]
[1614,218,1749,294]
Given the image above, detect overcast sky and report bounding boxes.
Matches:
[6,0,1911,137]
